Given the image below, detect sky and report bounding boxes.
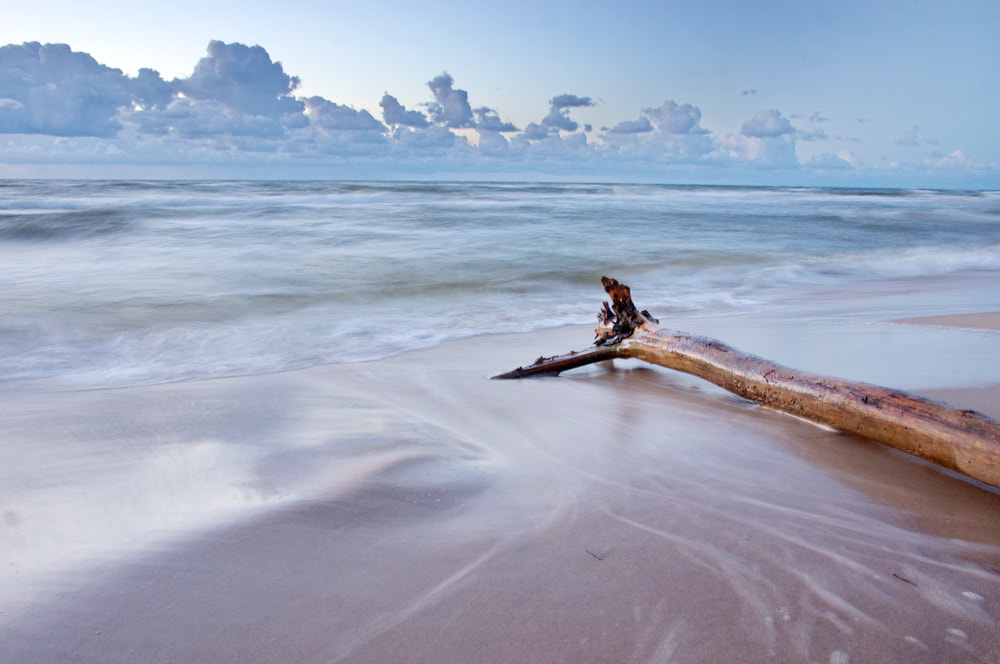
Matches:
[1,0,998,187]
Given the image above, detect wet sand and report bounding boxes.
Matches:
[1,315,999,664]
[894,311,1000,333]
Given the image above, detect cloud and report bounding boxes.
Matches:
[391,125,463,150]
[644,100,707,134]
[425,72,474,128]
[924,149,976,169]
[797,127,827,141]
[520,122,553,140]
[540,93,593,133]
[476,129,510,155]
[474,107,517,132]
[607,117,654,134]
[127,97,295,139]
[549,94,593,109]
[717,111,799,167]
[131,68,174,110]
[807,151,855,170]
[174,40,303,119]
[1,39,992,186]
[379,93,430,128]
[740,109,794,138]
[0,42,138,137]
[716,133,798,167]
[542,107,580,132]
[303,96,385,132]
[600,99,713,162]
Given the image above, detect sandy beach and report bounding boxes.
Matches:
[1,302,998,664]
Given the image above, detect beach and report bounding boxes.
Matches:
[2,301,999,663]
[1,181,999,662]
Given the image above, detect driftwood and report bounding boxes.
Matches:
[495,277,1000,489]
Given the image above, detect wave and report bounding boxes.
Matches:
[0,208,136,240]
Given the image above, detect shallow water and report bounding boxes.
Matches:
[2,180,998,388]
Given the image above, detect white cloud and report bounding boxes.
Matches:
[549,94,593,109]
[0,39,993,186]
[173,41,302,119]
[715,132,798,168]
[125,97,296,139]
[644,100,707,135]
[379,93,430,128]
[807,151,855,170]
[520,122,553,140]
[797,127,827,141]
[303,96,385,132]
[0,42,137,137]
[741,109,794,138]
[426,72,474,128]
[607,117,653,134]
[924,149,974,169]
[540,93,593,132]
[391,125,462,150]
[474,107,517,132]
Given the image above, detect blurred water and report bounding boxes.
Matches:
[1,180,999,388]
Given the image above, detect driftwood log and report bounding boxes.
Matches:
[495,277,1000,489]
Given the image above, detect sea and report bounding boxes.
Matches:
[2,180,999,390]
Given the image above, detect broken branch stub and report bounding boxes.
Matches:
[494,277,1000,489]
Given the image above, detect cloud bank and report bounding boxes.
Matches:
[0,40,992,186]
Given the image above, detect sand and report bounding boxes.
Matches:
[894,311,1000,333]
[1,312,999,664]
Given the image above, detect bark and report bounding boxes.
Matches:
[495,277,1000,489]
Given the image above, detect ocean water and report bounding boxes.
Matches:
[2,180,999,389]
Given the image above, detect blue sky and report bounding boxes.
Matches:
[1,0,998,186]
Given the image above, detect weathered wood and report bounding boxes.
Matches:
[495,277,1000,489]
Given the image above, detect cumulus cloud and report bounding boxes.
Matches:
[549,94,593,110]
[716,132,798,167]
[797,127,827,141]
[0,42,138,136]
[542,107,580,132]
[131,68,174,110]
[540,93,593,133]
[807,151,854,170]
[520,122,554,140]
[2,38,991,185]
[303,96,385,132]
[174,40,303,119]
[379,93,430,128]
[476,129,510,155]
[741,109,794,138]
[644,100,707,134]
[391,125,462,150]
[128,97,294,139]
[607,117,653,134]
[599,99,713,163]
[715,109,799,167]
[425,72,474,128]
[473,107,517,132]
[924,149,975,169]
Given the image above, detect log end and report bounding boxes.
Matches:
[595,276,659,345]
